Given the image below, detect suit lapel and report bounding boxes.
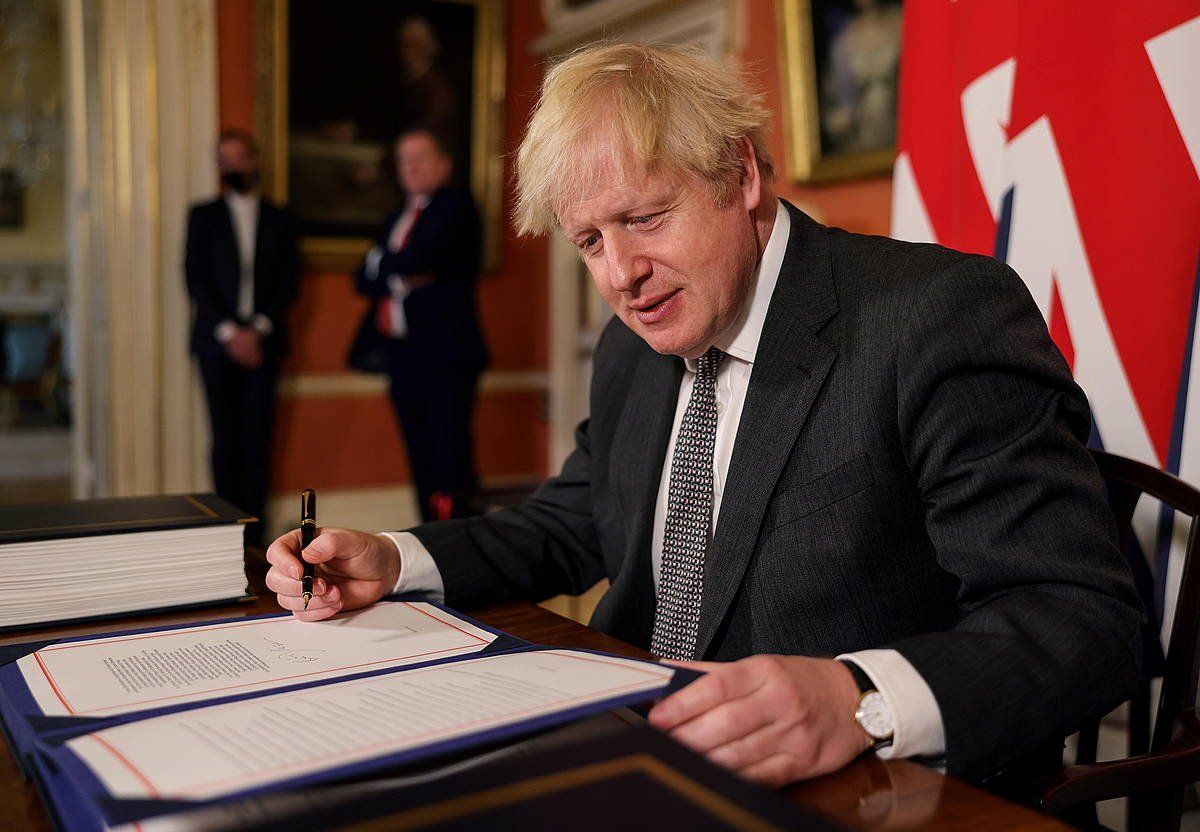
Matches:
[216,198,238,276]
[610,348,683,632]
[694,203,840,658]
[252,201,267,294]
[217,200,240,299]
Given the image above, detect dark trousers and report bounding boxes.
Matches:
[387,364,481,522]
[197,351,279,547]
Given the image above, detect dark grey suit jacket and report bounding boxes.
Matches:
[411,202,1142,780]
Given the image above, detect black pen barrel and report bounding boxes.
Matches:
[300,489,317,609]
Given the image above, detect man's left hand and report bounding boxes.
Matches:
[647,655,872,787]
[225,326,263,369]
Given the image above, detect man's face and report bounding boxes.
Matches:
[398,20,434,71]
[217,138,257,177]
[558,162,762,359]
[396,133,452,197]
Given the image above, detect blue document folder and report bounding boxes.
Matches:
[0,597,525,774]
[1,600,695,832]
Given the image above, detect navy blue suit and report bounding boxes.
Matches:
[354,186,488,520]
[185,196,298,543]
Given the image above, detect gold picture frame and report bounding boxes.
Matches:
[254,0,506,271]
[776,0,899,184]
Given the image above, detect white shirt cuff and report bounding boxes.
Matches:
[214,320,237,343]
[251,314,274,335]
[837,648,946,760]
[379,531,445,603]
[365,246,384,280]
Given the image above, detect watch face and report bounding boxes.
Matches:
[856,691,894,741]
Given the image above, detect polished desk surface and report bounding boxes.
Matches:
[0,558,1070,832]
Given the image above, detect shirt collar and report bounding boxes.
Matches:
[683,199,791,372]
[225,190,260,209]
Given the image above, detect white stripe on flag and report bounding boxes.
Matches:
[890,152,937,244]
[961,58,1016,222]
[1146,16,1200,182]
[1003,117,1157,467]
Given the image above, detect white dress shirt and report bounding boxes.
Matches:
[383,200,946,760]
[214,190,273,342]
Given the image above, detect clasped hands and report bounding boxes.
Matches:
[224,326,263,369]
[265,527,874,787]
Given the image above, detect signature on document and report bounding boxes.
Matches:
[262,637,326,664]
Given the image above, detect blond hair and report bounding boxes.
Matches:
[514,42,775,236]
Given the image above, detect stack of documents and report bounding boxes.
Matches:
[0,600,693,832]
[0,494,251,630]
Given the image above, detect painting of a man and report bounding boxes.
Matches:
[286,2,475,238]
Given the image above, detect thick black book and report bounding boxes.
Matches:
[0,493,251,544]
[239,725,848,832]
[0,493,252,631]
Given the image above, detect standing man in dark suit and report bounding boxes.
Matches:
[264,45,1141,785]
[353,129,488,522]
[186,129,299,547]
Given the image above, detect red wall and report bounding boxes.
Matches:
[216,0,254,135]
[482,3,551,372]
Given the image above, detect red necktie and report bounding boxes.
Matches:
[376,205,424,337]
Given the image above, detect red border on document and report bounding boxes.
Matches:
[31,602,490,715]
[82,651,670,799]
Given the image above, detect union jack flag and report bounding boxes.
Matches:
[891,1,1200,648]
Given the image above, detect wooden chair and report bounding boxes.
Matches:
[1040,449,1200,831]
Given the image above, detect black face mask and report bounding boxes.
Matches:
[222,170,257,193]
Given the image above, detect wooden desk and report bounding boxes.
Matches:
[0,566,1069,831]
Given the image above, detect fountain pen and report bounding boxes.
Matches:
[300,489,316,610]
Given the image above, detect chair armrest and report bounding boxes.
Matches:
[1039,712,1200,813]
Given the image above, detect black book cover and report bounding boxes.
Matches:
[0,493,253,544]
[240,725,848,831]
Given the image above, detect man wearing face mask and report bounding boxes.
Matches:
[185,129,299,547]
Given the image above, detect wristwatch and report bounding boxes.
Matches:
[840,660,894,750]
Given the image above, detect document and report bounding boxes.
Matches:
[107,711,644,832]
[64,649,673,801]
[17,602,497,717]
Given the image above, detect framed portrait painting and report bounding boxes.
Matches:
[256,0,505,269]
[777,0,901,183]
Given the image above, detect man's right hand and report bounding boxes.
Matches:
[264,527,401,621]
[225,327,263,369]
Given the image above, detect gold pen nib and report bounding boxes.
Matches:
[302,591,312,610]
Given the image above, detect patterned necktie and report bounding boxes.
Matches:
[651,346,725,660]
